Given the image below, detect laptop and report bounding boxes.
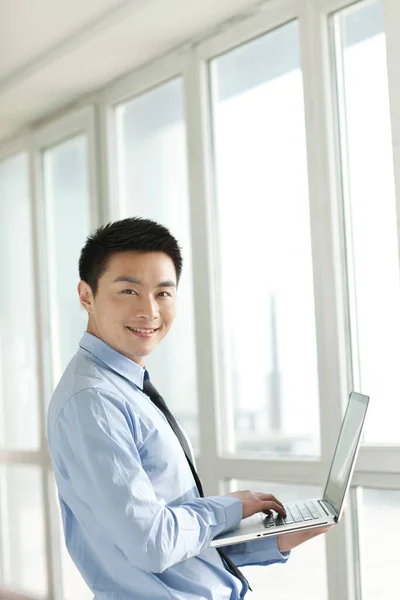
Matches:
[210,391,369,547]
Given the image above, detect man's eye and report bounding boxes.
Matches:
[123,289,137,295]
[158,291,171,297]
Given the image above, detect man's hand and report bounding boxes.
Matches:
[277,524,334,553]
[228,490,286,519]
[277,505,346,552]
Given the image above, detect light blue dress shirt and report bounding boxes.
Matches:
[47,332,289,599]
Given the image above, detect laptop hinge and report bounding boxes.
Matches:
[319,499,339,522]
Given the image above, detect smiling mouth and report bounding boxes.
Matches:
[126,326,159,338]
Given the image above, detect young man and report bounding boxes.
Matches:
[47,218,330,599]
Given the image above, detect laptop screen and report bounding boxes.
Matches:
[323,392,369,516]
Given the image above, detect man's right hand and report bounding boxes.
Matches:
[228,490,286,519]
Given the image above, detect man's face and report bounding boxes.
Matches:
[78,251,177,366]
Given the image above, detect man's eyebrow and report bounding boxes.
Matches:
[158,280,177,288]
[112,276,176,287]
[113,276,141,285]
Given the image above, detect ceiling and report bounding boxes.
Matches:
[0,0,263,143]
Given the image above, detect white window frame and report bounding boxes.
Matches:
[32,106,100,390]
[99,52,187,223]
[32,105,100,600]
[0,106,100,600]
[190,2,354,598]
[187,1,400,599]
[0,136,47,600]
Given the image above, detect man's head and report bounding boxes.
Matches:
[78,217,182,367]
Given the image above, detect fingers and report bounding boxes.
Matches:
[255,493,286,513]
[255,493,284,508]
[259,500,287,517]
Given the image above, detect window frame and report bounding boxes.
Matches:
[99,52,186,223]
[0,107,100,600]
[32,106,100,599]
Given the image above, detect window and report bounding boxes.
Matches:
[0,153,40,451]
[50,477,92,600]
[41,130,95,597]
[0,465,47,596]
[333,0,400,443]
[229,481,327,600]
[210,21,320,458]
[360,488,400,598]
[43,135,92,387]
[115,78,199,451]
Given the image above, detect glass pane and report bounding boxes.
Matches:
[361,488,400,598]
[50,477,92,600]
[334,1,400,443]
[60,520,93,600]
[43,135,91,387]
[0,465,47,595]
[115,78,199,451]
[210,22,320,458]
[0,153,40,450]
[230,480,327,600]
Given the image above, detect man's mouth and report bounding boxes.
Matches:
[126,326,159,338]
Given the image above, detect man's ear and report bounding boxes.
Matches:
[78,280,94,314]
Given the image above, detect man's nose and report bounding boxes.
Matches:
[135,295,159,320]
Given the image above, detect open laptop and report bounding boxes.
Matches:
[210,391,369,547]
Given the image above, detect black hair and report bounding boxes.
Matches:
[78,217,183,296]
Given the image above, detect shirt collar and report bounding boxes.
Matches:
[79,331,146,390]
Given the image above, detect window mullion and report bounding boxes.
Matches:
[183,52,221,496]
[30,136,59,600]
[299,2,355,600]
[382,0,400,285]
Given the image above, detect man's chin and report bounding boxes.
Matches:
[125,341,158,361]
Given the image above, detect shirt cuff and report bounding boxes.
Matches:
[270,534,290,561]
[207,496,243,532]
[230,534,290,566]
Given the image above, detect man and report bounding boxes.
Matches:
[47,217,330,599]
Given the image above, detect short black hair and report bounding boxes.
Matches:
[79,217,183,296]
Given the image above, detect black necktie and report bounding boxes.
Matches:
[142,377,252,591]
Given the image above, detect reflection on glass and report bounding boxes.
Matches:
[115,79,199,451]
[230,480,327,599]
[43,135,91,386]
[0,153,40,450]
[0,465,47,595]
[361,488,400,598]
[210,21,320,458]
[334,1,400,443]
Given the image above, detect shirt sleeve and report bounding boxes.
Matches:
[222,537,290,567]
[49,388,243,574]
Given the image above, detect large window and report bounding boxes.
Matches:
[0,465,47,596]
[360,488,400,598]
[0,153,40,451]
[41,129,95,599]
[210,21,320,458]
[0,123,95,599]
[43,135,92,386]
[333,0,400,444]
[115,78,199,451]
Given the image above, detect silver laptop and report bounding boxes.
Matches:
[210,391,369,547]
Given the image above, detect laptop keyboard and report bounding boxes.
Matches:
[264,501,321,528]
